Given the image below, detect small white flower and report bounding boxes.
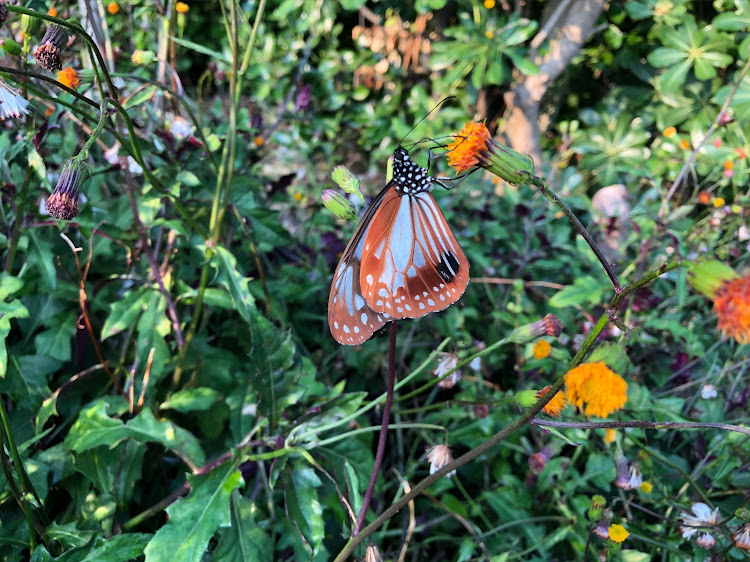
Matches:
[469,357,481,372]
[0,81,30,121]
[680,502,721,547]
[433,352,461,389]
[700,384,718,399]
[127,157,143,175]
[104,145,120,165]
[426,444,455,478]
[628,463,643,489]
[170,116,193,140]
[733,524,750,550]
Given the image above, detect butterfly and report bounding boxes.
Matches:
[328,146,469,345]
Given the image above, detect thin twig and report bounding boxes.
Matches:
[355,321,398,534]
[531,419,750,436]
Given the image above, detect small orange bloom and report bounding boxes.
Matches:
[175,1,189,13]
[44,107,55,117]
[56,67,80,89]
[603,428,617,444]
[254,136,264,147]
[533,339,551,359]
[713,139,722,148]
[723,160,734,170]
[663,126,677,138]
[697,191,711,205]
[680,139,690,149]
[446,121,491,173]
[107,2,119,14]
[484,0,496,8]
[484,30,493,39]
[737,148,747,159]
[564,362,627,418]
[537,386,564,417]
[713,197,725,208]
[714,275,750,344]
[48,6,58,17]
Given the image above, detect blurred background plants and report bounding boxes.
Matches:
[0,0,748,560]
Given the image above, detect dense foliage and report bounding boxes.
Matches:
[0,0,748,560]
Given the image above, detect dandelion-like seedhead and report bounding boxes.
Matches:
[35,24,68,71]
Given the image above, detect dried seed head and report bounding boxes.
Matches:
[46,159,88,220]
[35,24,68,71]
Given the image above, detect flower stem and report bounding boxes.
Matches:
[529,177,623,293]
[354,321,398,534]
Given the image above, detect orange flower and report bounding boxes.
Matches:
[603,428,617,444]
[533,339,551,359]
[697,191,711,205]
[663,126,677,138]
[537,386,564,417]
[48,6,58,17]
[737,148,747,159]
[724,160,734,170]
[56,67,80,89]
[713,197,725,207]
[446,121,491,173]
[254,135,264,147]
[176,1,189,13]
[484,0,496,8]
[680,139,690,149]
[714,275,750,344]
[564,362,627,418]
[107,2,119,14]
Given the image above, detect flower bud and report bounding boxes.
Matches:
[515,389,538,408]
[131,49,155,65]
[528,443,559,474]
[46,159,88,220]
[364,544,382,562]
[35,23,68,71]
[589,495,606,521]
[321,189,357,221]
[477,139,535,185]
[613,445,631,490]
[1,38,22,57]
[331,165,363,203]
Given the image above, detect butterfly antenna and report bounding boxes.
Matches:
[397,96,456,148]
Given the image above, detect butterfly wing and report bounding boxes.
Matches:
[360,190,469,318]
[328,187,393,345]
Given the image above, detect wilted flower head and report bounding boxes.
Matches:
[364,544,382,562]
[509,314,564,343]
[680,502,721,549]
[35,23,67,71]
[433,352,461,389]
[593,511,612,540]
[628,462,643,489]
[564,362,627,418]
[169,116,194,140]
[614,447,631,490]
[0,80,30,121]
[426,444,455,478]
[45,159,88,220]
[529,444,557,474]
[734,524,750,551]
[446,121,534,184]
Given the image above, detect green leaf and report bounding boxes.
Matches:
[26,230,57,290]
[122,85,158,110]
[144,464,243,562]
[100,286,151,340]
[283,463,324,555]
[160,388,222,413]
[0,299,29,378]
[549,276,607,308]
[210,245,256,325]
[1,354,57,410]
[169,36,230,65]
[65,401,205,468]
[213,493,273,562]
[34,311,78,363]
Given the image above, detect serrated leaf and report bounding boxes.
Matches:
[213,493,273,562]
[100,287,151,340]
[65,401,205,468]
[1,354,57,410]
[210,245,256,325]
[283,463,323,555]
[26,230,57,290]
[144,464,243,562]
[34,311,78,362]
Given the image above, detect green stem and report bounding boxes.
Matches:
[0,66,100,109]
[4,166,32,274]
[0,420,37,551]
[304,423,446,449]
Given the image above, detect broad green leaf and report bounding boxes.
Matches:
[160,388,222,413]
[549,276,607,308]
[36,394,59,434]
[100,286,151,340]
[283,463,324,555]
[169,36,230,64]
[65,401,205,468]
[122,85,158,110]
[25,230,57,290]
[144,464,243,562]
[0,299,29,378]
[1,354,57,410]
[33,311,78,363]
[213,493,273,562]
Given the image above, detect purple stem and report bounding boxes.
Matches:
[354,321,397,534]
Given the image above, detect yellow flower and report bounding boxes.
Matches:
[713,197,725,207]
[640,481,653,493]
[564,362,627,418]
[485,30,493,39]
[56,67,80,89]
[533,339,551,359]
[484,0,496,7]
[663,126,677,138]
[537,386,564,417]
[714,275,750,344]
[293,192,303,202]
[608,524,629,543]
[603,428,617,444]
[48,6,58,17]
[176,1,189,13]
[107,2,119,14]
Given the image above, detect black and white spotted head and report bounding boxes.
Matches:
[392,147,433,196]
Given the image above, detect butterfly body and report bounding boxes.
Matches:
[328,147,469,345]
